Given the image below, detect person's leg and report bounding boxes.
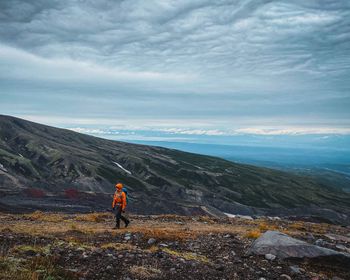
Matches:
[120,213,130,227]
[115,207,121,228]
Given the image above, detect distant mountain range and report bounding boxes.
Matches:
[1,115,350,224]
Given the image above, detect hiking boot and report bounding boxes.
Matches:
[125,220,130,228]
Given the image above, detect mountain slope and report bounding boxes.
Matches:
[1,115,350,222]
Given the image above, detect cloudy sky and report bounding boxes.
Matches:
[1,0,350,142]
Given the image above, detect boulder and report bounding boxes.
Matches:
[248,231,350,261]
[265,253,276,261]
[147,238,156,245]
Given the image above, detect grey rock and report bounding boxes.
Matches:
[289,265,301,274]
[248,231,350,260]
[265,253,276,261]
[148,238,156,245]
[92,248,103,254]
[315,239,327,247]
[336,244,350,253]
[280,274,292,280]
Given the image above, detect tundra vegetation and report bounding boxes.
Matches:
[0,212,349,279]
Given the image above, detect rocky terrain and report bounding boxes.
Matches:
[0,212,349,280]
[1,115,350,224]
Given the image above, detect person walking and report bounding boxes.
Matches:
[112,183,130,229]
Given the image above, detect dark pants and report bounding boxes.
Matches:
[115,206,129,228]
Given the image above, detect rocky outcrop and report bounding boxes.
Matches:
[248,231,350,262]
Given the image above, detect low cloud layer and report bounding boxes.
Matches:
[0,0,349,135]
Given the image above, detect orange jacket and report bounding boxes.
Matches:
[112,190,127,210]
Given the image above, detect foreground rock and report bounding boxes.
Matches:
[248,231,350,262]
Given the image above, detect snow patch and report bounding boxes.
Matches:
[224,212,236,218]
[0,163,7,172]
[113,161,132,175]
[224,213,253,220]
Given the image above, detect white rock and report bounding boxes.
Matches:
[265,253,276,261]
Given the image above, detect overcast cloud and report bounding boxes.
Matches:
[0,0,350,136]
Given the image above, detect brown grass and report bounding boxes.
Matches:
[141,228,195,242]
[0,212,344,244]
[144,245,159,253]
[0,212,257,241]
[100,243,137,251]
[283,220,332,236]
[289,221,307,231]
[75,212,111,223]
[162,248,209,263]
[10,244,51,255]
[0,255,75,280]
[244,229,261,239]
[129,265,161,279]
[258,221,279,232]
[23,211,65,223]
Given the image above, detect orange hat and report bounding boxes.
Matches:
[115,183,123,189]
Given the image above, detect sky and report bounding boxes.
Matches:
[1,0,350,146]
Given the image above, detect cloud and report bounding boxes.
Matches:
[67,126,350,137]
[0,0,349,135]
[156,128,227,136]
[234,127,350,136]
[1,0,349,78]
[0,44,192,83]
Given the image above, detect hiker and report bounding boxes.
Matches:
[112,183,130,229]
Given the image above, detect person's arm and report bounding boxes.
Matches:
[112,194,116,209]
[121,192,127,211]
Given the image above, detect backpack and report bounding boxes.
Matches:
[122,187,129,204]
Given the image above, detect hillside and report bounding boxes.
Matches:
[1,115,350,223]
